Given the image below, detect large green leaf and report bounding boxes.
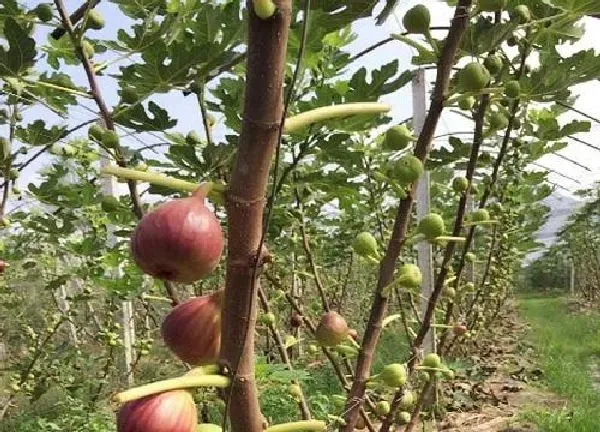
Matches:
[0,18,36,77]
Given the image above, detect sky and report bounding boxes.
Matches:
[7,0,600,247]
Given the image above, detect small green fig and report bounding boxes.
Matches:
[392,155,424,185]
[353,232,379,259]
[452,176,469,193]
[379,363,407,388]
[459,62,490,92]
[86,10,105,30]
[511,5,531,23]
[102,130,120,148]
[375,400,391,416]
[422,352,442,369]
[458,95,475,111]
[253,0,276,19]
[471,208,490,222]
[403,4,430,35]
[397,263,423,289]
[34,4,53,22]
[88,124,105,142]
[418,213,445,241]
[383,125,414,151]
[504,80,520,98]
[483,55,503,75]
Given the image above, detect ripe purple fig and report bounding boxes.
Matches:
[291,311,303,328]
[161,292,222,365]
[131,189,224,283]
[117,390,197,432]
[315,311,349,347]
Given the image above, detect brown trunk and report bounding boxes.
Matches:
[219,2,291,432]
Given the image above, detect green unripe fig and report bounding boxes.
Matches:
[470,183,479,195]
[511,5,531,23]
[458,95,475,111]
[101,196,120,213]
[197,424,222,432]
[471,208,490,222]
[102,130,120,148]
[253,0,276,19]
[459,62,490,92]
[353,232,379,259]
[186,130,202,145]
[397,263,422,289]
[259,312,276,326]
[399,391,416,410]
[88,124,105,142]
[308,344,318,354]
[383,125,414,151]
[465,282,475,291]
[86,10,105,30]
[81,40,94,58]
[288,383,303,399]
[393,155,424,185]
[443,286,456,299]
[465,252,476,263]
[477,0,507,11]
[121,88,139,104]
[452,177,469,193]
[418,213,445,240]
[490,202,503,212]
[331,394,346,410]
[483,55,503,75]
[380,363,407,388]
[422,352,442,369]
[34,4,53,22]
[397,411,411,425]
[9,169,18,180]
[504,80,520,98]
[403,4,430,35]
[488,112,508,130]
[375,400,391,416]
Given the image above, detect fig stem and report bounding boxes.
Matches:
[463,220,499,227]
[113,374,230,403]
[284,102,390,133]
[141,294,173,303]
[265,420,327,432]
[434,235,466,243]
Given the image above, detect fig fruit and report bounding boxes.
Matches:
[511,5,531,23]
[452,177,469,193]
[478,0,507,11]
[403,4,430,35]
[418,213,445,241]
[88,124,105,142]
[0,260,7,274]
[442,368,455,380]
[34,4,53,22]
[131,189,224,283]
[471,208,490,222]
[504,80,520,98]
[103,130,120,149]
[315,311,349,347]
[422,353,441,369]
[353,232,379,260]
[393,155,424,185]
[259,312,276,326]
[459,62,490,92]
[397,411,412,425]
[161,292,222,365]
[348,328,359,341]
[488,112,508,130]
[383,125,414,151]
[397,263,422,289]
[291,311,303,328]
[399,391,415,410]
[253,0,276,19]
[86,10,105,30]
[101,196,120,213]
[81,40,94,58]
[453,324,468,335]
[443,286,456,299]
[288,383,303,399]
[465,252,476,263]
[483,55,503,75]
[458,96,475,111]
[117,390,196,432]
[375,400,390,416]
[380,363,407,387]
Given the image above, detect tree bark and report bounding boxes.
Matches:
[219,2,291,432]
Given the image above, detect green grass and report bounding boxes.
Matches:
[518,296,600,431]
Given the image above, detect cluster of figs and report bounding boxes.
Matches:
[118,185,361,430]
